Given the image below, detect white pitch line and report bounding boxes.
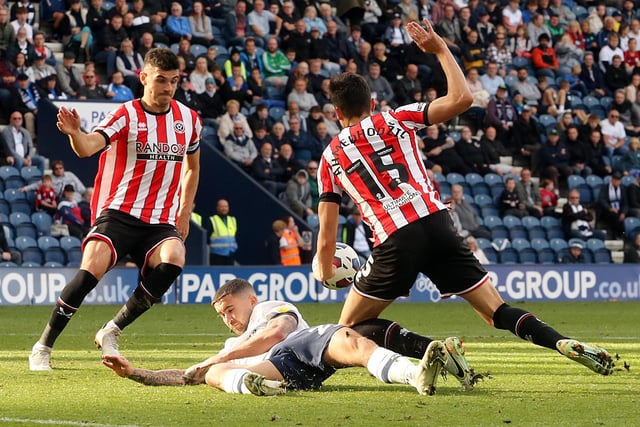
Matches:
[0,418,143,427]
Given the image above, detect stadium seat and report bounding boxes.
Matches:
[537,247,557,264]
[9,199,32,215]
[499,247,519,264]
[483,215,503,229]
[15,223,37,239]
[307,214,319,230]
[439,181,451,196]
[481,206,499,218]
[567,175,586,189]
[575,184,593,205]
[21,166,42,182]
[538,114,556,131]
[3,175,26,189]
[44,247,67,265]
[14,235,37,251]
[484,173,502,187]
[502,215,522,229]
[65,247,83,266]
[511,237,531,251]
[483,247,499,263]
[518,247,538,264]
[490,183,505,199]
[589,105,606,119]
[9,212,30,225]
[0,213,7,223]
[593,248,612,263]
[44,261,65,268]
[624,217,640,236]
[586,175,604,189]
[511,56,530,70]
[21,248,43,266]
[31,212,53,236]
[546,226,565,240]
[504,74,517,88]
[527,225,547,240]
[448,131,461,142]
[491,237,511,251]
[521,216,541,230]
[446,172,466,185]
[268,106,285,122]
[476,237,492,249]
[190,44,207,57]
[530,238,550,251]
[575,5,588,19]
[582,95,600,110]
[474,194,494,207]
[212,45,228,55]
[586,238,605,252]
[611,155,624,172]
[0,261,19,267]
[3,189,26,202]
[541,216,561,229]
[600,96,613,108]
[169,43,179,54]
[0,166,20,180]
[622,175,635,187]
[509,225,528,240]
[0,179,4,192]
[470,182,490,196]
[550,238,569,253]
[465,173,484,187]
[38,236,60,251]
[434,172,446,184]
[59,236,82,250]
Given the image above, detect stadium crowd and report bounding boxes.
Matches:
[3,0,640,265]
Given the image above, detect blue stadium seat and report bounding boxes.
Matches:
[481,206,499,218]
[499,248,519,264]
[537,247,557,264]
[448,131,461,142]
[511,56,530,70]
[31,212,53,236]
[622,175,635,187]
[65,247,83,266]
[586,175,604,189]
[21,166,42,182]
[530,238,550,251]
[518,247,538,264]
[550,238,569,253]
[541,216,561,229]
[59,236,82,251]
[483,215,503,229]
[476,237,492,249]
[546,226,565,240]
[307,214,319,230]
[0,166,20,180]
[44,261,65,268]
[484,173,503,187]
[15,236,37,250]
[593,248,612,263]
[471,182,491,196]
[44,247,67,265]
[474,194,494,208]
[212,45,228,55]
[484,247,499,264]
[600,96,613,108]
[624,217,640,236]
[575,184,593,205]
[38,236,60,251]
[521,216,541,230]
[586,238,605,252]
[582,95,600,110]
[502,215,522,229]
[3,175,26,190]
[446,172,466,185]
[490,183,505,199]
[0,261,19,267]
[21,248,43,266]
[434,172,446,184]
[611,155,624,173]
[511,237,531,251]
[10,199,32,215]
[465,173,484,186]
[190,44,207,57]
[509,225,528,240]
[439,181,451,197]
[574,4,588,19]
[15,223,37,239]
[538,114,557,131]
[491,237,511,251]
[169,43,179,54]
[9,212,30,225]
[3,189,25,202]
[268,106,285,122]
[504,74,517,88]
[527,225,547,240]
[589,105,606,119]
[568,175,586,189]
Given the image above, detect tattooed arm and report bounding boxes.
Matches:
[102,355,206,386]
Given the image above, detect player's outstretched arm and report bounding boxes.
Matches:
[102,355,200,386]
[56,106,106,158]
[314,201,339,282]
[406,19,472,125]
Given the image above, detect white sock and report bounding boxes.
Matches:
[367,347,416,384]
[221,369,252,394]
[105,320,121,331]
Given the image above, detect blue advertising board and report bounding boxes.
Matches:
[1,264,638,306]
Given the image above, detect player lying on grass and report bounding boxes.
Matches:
[103,279,462,396]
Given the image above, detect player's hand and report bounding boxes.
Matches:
[312,258,336,282]
[57,106,81,136]
[406,19,447,54]
[184,355,221,379]
[102,355,134,378]
[176,212,190,240]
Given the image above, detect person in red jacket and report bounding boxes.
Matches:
[531,33,559,79]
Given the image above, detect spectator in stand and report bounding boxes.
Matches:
[270,122,287,152]
[622,137,640,171]
[251,123,272,150]
[623,231,640,263]
[276,142,304,182]
[217,99,252,142]
[465,236,490,265]
[286,19,312,62]
[341,207,373,261]
[55,51,83,98]
[176,37,197,73]
[95,14,128,81]
[561,240,587,263]
[37,74,68,100]
[624,38,640,74]
[246,67,268,105]
[508,23,532,61]
[479,61,505,96]
[464,67,489,132]
[626,73,640,103]
[528,13,551,48]
[29,51,56,82]
[77,70,113,100]
[539,178,559,217]
[174,75,202,113]
[580,52,609,98]
[64,0,93,63]
[323,19,354,71]
[284,116,318,165]
[565,124,592,177]
[240,38,264,77]
[322,103,341,137]
[540,128,572,190]
[56,184,89,239]
[605,55,630,93]
[563,188,606,240]
[596,171,628,238]
[546,12,565,44]
[555,33,584,77]
[461,30,486,74]
[450,183,492,239]
[423,125,471,175]
[21,160,85,201]
[0,7,15,59]
[565,20,585,50]
[35,174,57,216]
[515,167,543,217]
[455,126,492,175]
[11,6,32,43]
[223,122,257,171]
[481,125,520,176]
[11,73,39,138]
[531,33,559,79]
[188,1,215,46]
[0,224,21,265]
[190,57,213,95]
[1,110,45,170]
[32,31,55,67]
[165,2,191,44]
[265,219,286,264]
[282,101,307,132]
[382,12,411,65]
[626,169,640,218]
[599,32,625,73]
[6,27,34,66]
[262,36,291,93]
[284,169,314,219]
[251,141,286,196]
[115,38,144,92]
[364,62,395,112]
[306,160,319,212]
[502,0,522,37]
[306,106,324,139]
[498,176,528,218]
[586,129,613,177]
[287,77,319,118]
[512,105,542,171]
[248,0,281,48]
[601,108,629,162]
[106,70,134,102]
[248,104,275,133]
[436,4,463,58]
[610,88,639,136]
[277,0,299,42]
[392,64,422,106]
[223,0,248,47]
[511,67,542,107]
[486,84,516,140]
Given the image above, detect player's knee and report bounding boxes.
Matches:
[204,365,222,389]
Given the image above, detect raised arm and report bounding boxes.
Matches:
[56,106,107,158]
[406,19,473,125]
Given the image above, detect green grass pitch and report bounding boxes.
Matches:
[1,301,639,427]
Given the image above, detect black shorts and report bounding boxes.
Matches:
[84,209,182,273]
[268,324,343,390]
[355,210,489,301]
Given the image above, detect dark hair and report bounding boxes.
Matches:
[212,278,254,305]
[329,72,371,120]
[144,47,180,71]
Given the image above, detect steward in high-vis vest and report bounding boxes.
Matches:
[209,199,238,265]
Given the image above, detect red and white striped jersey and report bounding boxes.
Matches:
[92,99,201,225]
[318,102,446,246]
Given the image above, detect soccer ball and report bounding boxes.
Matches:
[312,242,361,290]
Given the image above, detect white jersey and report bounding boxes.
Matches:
[222,300,309,365]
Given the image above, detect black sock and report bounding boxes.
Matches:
[39,270,99,348]
[113,263,182,330]
[351,318,433,359]
[493,303,568,351]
